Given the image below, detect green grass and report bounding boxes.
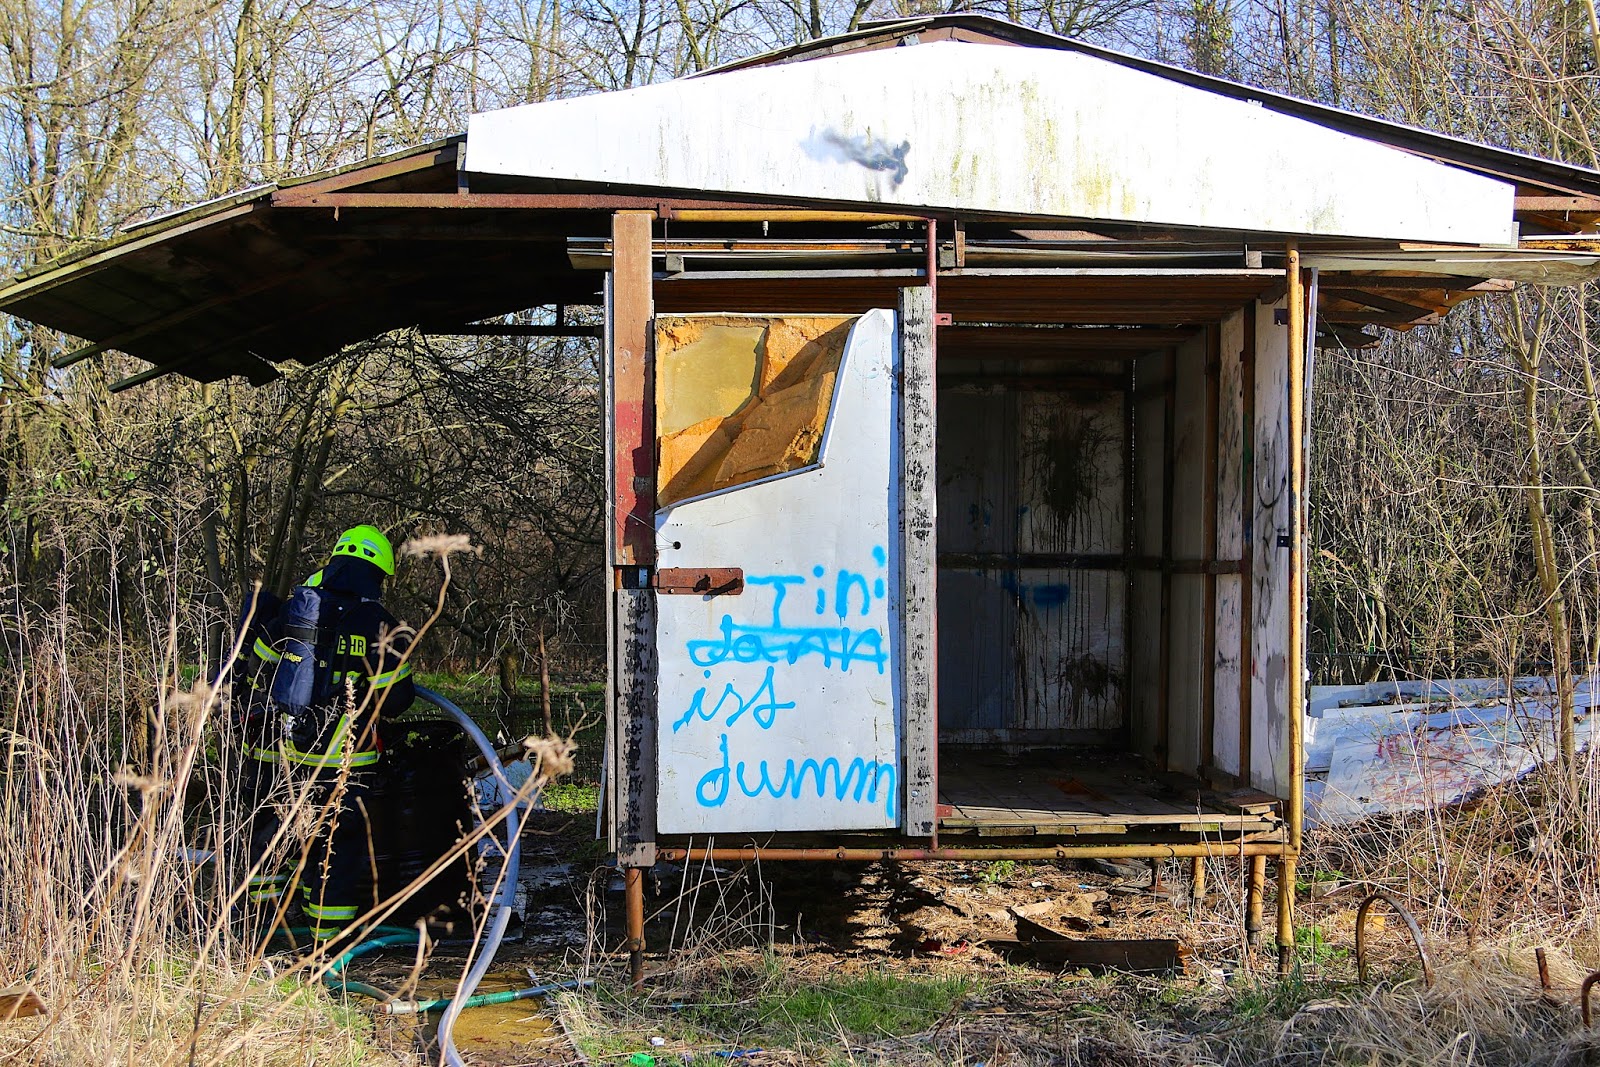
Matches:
[563,964,973,1065]
[542,782,600,814]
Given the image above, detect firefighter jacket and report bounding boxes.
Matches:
[248,555,415,769]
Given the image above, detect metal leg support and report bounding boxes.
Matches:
[625,866,645,990]
[1190,856,1207,901]
[1276,856,1297,976]
[1245,855,1266,948]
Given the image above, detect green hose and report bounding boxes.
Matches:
[326,932,422,976]
[381,977,594,1014]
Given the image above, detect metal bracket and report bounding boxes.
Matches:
[655,567,744,596]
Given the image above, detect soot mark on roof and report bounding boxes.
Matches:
[802,128,911,187]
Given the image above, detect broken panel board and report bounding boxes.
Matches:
[1211,308,1246,779]
[937,383,1125,744]
[657,315,856,505]
[1251,298,1293,796]
[654,311,901,833]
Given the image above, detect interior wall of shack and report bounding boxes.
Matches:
[1211,307,1247,779]
[1250,297,1294,796]
[936,356,1128,747]
[1164,330,1211,777]
[1128,350,1170,762]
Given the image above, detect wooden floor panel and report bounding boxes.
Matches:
[937,749,1284,836]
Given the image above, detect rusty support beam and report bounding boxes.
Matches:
[1276,855,1297,976]
[1246,854,1266,948]
[657,843,1290,862]
[625,866,645,989]
[612,212,655,566]
[270,189,897,217]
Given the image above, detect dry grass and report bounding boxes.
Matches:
[0,535,574,1066]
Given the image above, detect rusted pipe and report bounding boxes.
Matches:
[1582,970,1600,1026]
[1246,854,1266,948]
[1190,856,1207,901]
[624,867,645,990]
[655,843,1289,863]
[1355,891,1434,989]
[1276,856,1297,977]
[1537,946,1552,993]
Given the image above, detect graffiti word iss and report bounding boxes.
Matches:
[685,563,889,673]
[696,732,898,819]
[671,665,794,733]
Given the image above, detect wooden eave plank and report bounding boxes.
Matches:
[0,202,267,309]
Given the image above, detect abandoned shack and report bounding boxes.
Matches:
[7,15,1600,979]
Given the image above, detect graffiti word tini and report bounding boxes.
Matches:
[685,552,890,674]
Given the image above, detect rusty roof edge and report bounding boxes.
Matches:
[712,14,1600,198]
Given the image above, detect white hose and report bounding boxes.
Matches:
[414,686,522,1067]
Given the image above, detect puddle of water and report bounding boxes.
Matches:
[414,970,559,1050]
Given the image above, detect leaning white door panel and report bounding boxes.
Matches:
[655,309,900,833]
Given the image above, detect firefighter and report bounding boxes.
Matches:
[246,525,415,943]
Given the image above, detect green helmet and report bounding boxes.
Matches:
[330,525,395,576]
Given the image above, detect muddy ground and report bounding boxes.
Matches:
[342,810,1408,1065]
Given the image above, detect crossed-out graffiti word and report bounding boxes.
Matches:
[685,553,890,673]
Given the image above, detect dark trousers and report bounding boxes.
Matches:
[298,770,380,941]
[238,757,380,943]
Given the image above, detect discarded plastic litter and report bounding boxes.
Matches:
[650,1036,666,1046]
[629,1055,656,1067]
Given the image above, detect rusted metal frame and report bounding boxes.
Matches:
[1239,302,1257,786]
[1157,347,1176,772]
[610,211,657,989]
[625,866,646,989]
[1286,243,1307,855]
[1202,324,1221,779]
[1276,855,1297,975]
[271,189,930,223]
[612,213,656,566]
[1246,854,1266,948]
[656,842,1290,862]
[1355,891,1434,988]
